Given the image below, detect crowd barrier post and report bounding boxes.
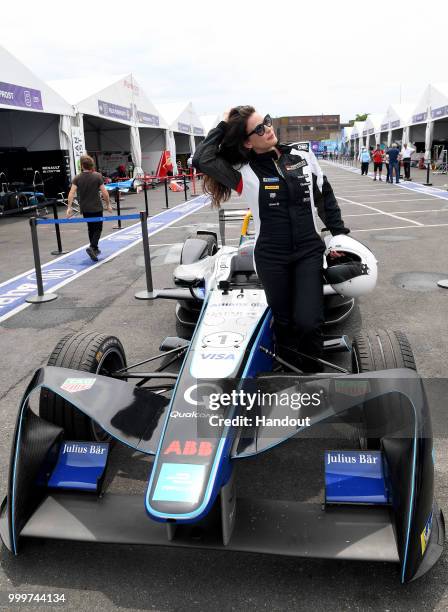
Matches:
[50,201,68,255]
[183,175,188,201]
[143,182,149,217]
[423,160,433,186]
[135,211,158,300]
[113,188,122,229]
[26,217,58,304]
[164,178,169,208]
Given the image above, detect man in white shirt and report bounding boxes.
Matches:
[401,143,415,181]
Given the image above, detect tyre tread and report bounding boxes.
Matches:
[39,331,125,440]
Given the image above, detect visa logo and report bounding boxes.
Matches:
[201,353,235,360]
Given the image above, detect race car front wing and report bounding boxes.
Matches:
[0,366,444,584]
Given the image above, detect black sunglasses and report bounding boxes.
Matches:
[246,114,272,138]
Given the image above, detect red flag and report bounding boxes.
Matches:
[156,151,173,178]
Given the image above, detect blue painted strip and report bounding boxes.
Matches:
[36,215,139,225]
[0,194,210,323]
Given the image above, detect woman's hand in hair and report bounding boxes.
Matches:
[223,109,231,122]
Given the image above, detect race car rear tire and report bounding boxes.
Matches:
[352,329,416,373]
[176,232,216,339]
[39,331,126,441]
[180,232,218,265]
[351,329,416,449]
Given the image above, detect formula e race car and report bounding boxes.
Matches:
[169,209,376,338]
[104,177,145,194]
[0,172,47,217]
[0,211,444,584]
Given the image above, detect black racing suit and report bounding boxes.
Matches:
[193,121,350,372]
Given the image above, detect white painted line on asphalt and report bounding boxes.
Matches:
[323,160,448,202]
[338,196,423,226]
[150,237,240,247]
[343,209,448,218]
[352,223,448,233]
[161,223,242,232]
[336,188,399,193]
[149,242,182,247]
[354,198,436,204]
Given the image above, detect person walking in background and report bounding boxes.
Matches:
[359,146,371,175]
[372,144,384,181]
[187,153,193,174]
[67,154,113,262]
[401,143,415,181]
[384,150,390,182]
[387,143,401,184]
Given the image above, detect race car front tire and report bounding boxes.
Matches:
[39,331,126,441]
[351,329,416,449]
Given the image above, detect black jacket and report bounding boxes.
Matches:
[193,121,349,255]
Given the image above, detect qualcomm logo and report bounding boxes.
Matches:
[27,268,77,281]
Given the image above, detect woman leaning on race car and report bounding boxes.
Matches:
[193,106,350,372]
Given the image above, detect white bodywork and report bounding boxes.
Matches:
[174,244,339,296]
[190,288,268,379]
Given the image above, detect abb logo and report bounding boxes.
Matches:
[163,440,213,457]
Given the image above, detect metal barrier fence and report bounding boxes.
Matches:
[335,155,356,168]
[26,212,154,304]
[42,171,205,256]
[136,172,204,209]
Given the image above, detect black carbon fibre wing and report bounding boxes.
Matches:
[26,366,169,454]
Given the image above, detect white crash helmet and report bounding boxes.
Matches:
[324,234,377,297]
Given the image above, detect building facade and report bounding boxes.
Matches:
[273,114,341,143]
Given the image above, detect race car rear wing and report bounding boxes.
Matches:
[218,208,252,246]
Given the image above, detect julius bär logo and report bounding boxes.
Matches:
[61,378,96,393]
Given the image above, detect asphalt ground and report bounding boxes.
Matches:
[1,165,448,611]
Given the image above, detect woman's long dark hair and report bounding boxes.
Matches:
[203,105,255,207]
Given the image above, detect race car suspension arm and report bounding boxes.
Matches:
[259,346,303,375]
[113,344,188,374]
[112,371,178,389]
[260,346,349,374]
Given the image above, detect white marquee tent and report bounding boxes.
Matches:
[362,114,383,147]
[350,121,366,156]
[0,45,75,184]
[50,74,168,175]
[410,83,448,159]
[379,104,413,147]
[155,102,205,168]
